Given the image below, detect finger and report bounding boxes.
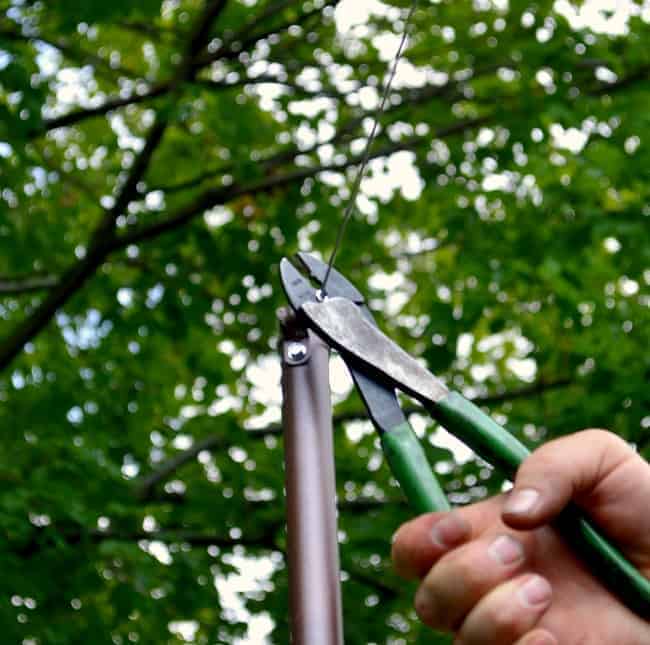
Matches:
[392,512,471,579]
[392,497,505,580]
[414,533,528,632]
[456,574,552,645]
[513,628,558,645]
[502,430,649,544]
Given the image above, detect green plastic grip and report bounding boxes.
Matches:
[381,421,450,514]
[431,390,650,618]
[433,391,530,477]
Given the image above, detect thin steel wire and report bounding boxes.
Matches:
[320,0,419,295]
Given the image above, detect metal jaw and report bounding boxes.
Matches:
[280,254,408,434]
[302,297,449,405]
[296,252,365,305]
[280,258,319,313]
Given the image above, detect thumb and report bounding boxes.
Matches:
[502,429,650,560]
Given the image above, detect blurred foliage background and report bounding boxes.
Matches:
[0,0,648,642]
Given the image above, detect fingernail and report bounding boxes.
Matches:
[488,535,524,566]
[430,514,468,548]
[504,488,540,516]
[518,575,552,608]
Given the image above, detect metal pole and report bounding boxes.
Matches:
[280,311,344,645]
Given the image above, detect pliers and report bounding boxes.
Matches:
[280,253,650,618]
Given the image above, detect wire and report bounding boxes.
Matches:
[320,0,419,296]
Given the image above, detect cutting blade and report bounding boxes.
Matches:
[302,297,450,405]
[280,256,407,433]
[297,253,365,305]
[279,257,319,311]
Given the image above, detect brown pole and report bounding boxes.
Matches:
[280,311,344,645]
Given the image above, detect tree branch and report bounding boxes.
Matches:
[135,432,239,500]
[589,64,650,97]
[34,1,229,135]
[192,0,341,70]
[34,0,334,135]
[156,63,500,195]
[0,273,59,294]
[41,82,170,133]
[0,114,170,371]
[89,528,276,548]
[0,252,108,370]
[229,0,298,37]
[192,76,345,99]
[118,20,181,43]
[0,116,172,372]
[0,1,231,371]
[15,497,402,558]
[0,112,485,372]
[14,525,279,558]
[178,0,231,75]
[0,27,137,80]
[0,108,485,373]
[117,115,489,248]
[343,561,400,598]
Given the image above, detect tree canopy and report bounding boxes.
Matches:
[0,0,648,642]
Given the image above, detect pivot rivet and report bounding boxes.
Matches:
[286,341,308,364]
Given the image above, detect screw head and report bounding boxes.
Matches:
[286,341,308,364]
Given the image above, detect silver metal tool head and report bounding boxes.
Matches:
[297,252,365,304]
[279,257,319,311]
[302,297,449,405]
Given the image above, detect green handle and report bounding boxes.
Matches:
[381,421,450,514]
[431,391,650,618]
[433,391,530,477]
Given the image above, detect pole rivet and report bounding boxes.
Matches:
[286,341,309,365]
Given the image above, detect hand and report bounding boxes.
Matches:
[391,430,650,644]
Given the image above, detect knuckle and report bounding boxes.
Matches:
[516,449,571,497]
[580,428,629,452]
[415,568,462,629]
[428,554,474,601]
[458,600,525,645]
[451,538,518,585]
[520,629,558,645]
[483,602,522,636]
[446,552,485,590]
[419,550,488,628]
[521,447,561,475]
